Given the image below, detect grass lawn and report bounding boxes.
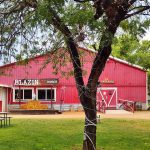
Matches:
[0,118,150,150]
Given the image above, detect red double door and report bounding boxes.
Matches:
[97,88,117,108]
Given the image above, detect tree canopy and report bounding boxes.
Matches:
[0,1,150,150]
[0,0,150,63]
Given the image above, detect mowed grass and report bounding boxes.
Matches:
[0,118,150,150]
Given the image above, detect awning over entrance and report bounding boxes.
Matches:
[0,84,11,88]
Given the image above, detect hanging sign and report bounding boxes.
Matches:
[101,78,114,84]
[14,79,59,86]
[40,79,58,85]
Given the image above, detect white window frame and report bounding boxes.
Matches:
[13,87,34,102]
[36,88,56,102]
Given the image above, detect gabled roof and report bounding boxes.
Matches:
[109,55,145,71]
[0,47,146,72]
[0,53,47,69]
[79,47,146,72]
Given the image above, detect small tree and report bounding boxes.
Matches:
[0,1,150,149]
[112,36,150,105]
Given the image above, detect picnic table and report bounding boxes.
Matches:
[0,112,12,127]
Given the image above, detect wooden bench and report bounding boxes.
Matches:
[7,116,13,126]
[0,116,13,126]
[0,118,4,128]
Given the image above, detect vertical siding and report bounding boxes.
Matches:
[100,59,146,102]
[118,87,146,102]
[55,86,79,104]
[0,48,147,106]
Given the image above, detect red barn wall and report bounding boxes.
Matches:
[0,48,147,109]
[100,59,146,102]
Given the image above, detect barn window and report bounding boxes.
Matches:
[24,89,32,99]
[15,89,23,100]
[14,88,33,101]
[37,88,56,101]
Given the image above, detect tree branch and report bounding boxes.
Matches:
[129,0,137,6]
[0,0,37,15]
[48,8,71,37]
[48,7,85,90]
[87,0,131,89]
[129,5,150,12]
[124,6,150,19]
[0,0,6,4]
[74,0,91,3]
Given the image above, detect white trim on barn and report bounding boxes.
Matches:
[13,87,34,102]
[6,88,9,112]
[0,84,12,88]
[0,47,146,72]
[0,88,7,112]
[80,46,146,71]
[109,56,145,71]
[97,87,117,108]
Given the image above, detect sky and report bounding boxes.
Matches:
[143,30,150,40]
[0,29,150,66]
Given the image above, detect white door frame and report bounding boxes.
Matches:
[0,88,7,112]
[97,87,117,107]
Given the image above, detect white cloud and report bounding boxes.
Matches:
[143,30,150,40]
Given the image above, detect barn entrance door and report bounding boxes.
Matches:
[97,88,117,108]
[0,88,7,112]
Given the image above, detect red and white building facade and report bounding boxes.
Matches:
[0,47,148,112]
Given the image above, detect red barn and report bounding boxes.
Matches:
[0,47,148,112]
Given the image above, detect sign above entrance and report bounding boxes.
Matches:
[14,79,59,86]
[40,79,58,85]
[101,78,114,84]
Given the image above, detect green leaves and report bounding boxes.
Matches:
[62,2,94,25]
[112,35,150,70]
[120,19,150,39]
[0,0,150,65]
[113,15,150,70]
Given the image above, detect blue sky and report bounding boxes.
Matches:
[0,29,150,66]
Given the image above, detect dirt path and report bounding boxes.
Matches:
[10,111,150,120]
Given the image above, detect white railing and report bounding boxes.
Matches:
[118,99,135,113]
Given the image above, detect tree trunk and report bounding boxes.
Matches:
[50,5,125,150]
[80,87,97,150]
[83,109,97,150]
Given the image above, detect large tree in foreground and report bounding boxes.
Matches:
[0,0,150,149]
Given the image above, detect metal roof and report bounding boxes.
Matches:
[79,47,146,72]
[0,46,146,72]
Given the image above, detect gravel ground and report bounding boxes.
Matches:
[10,111,150,120]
